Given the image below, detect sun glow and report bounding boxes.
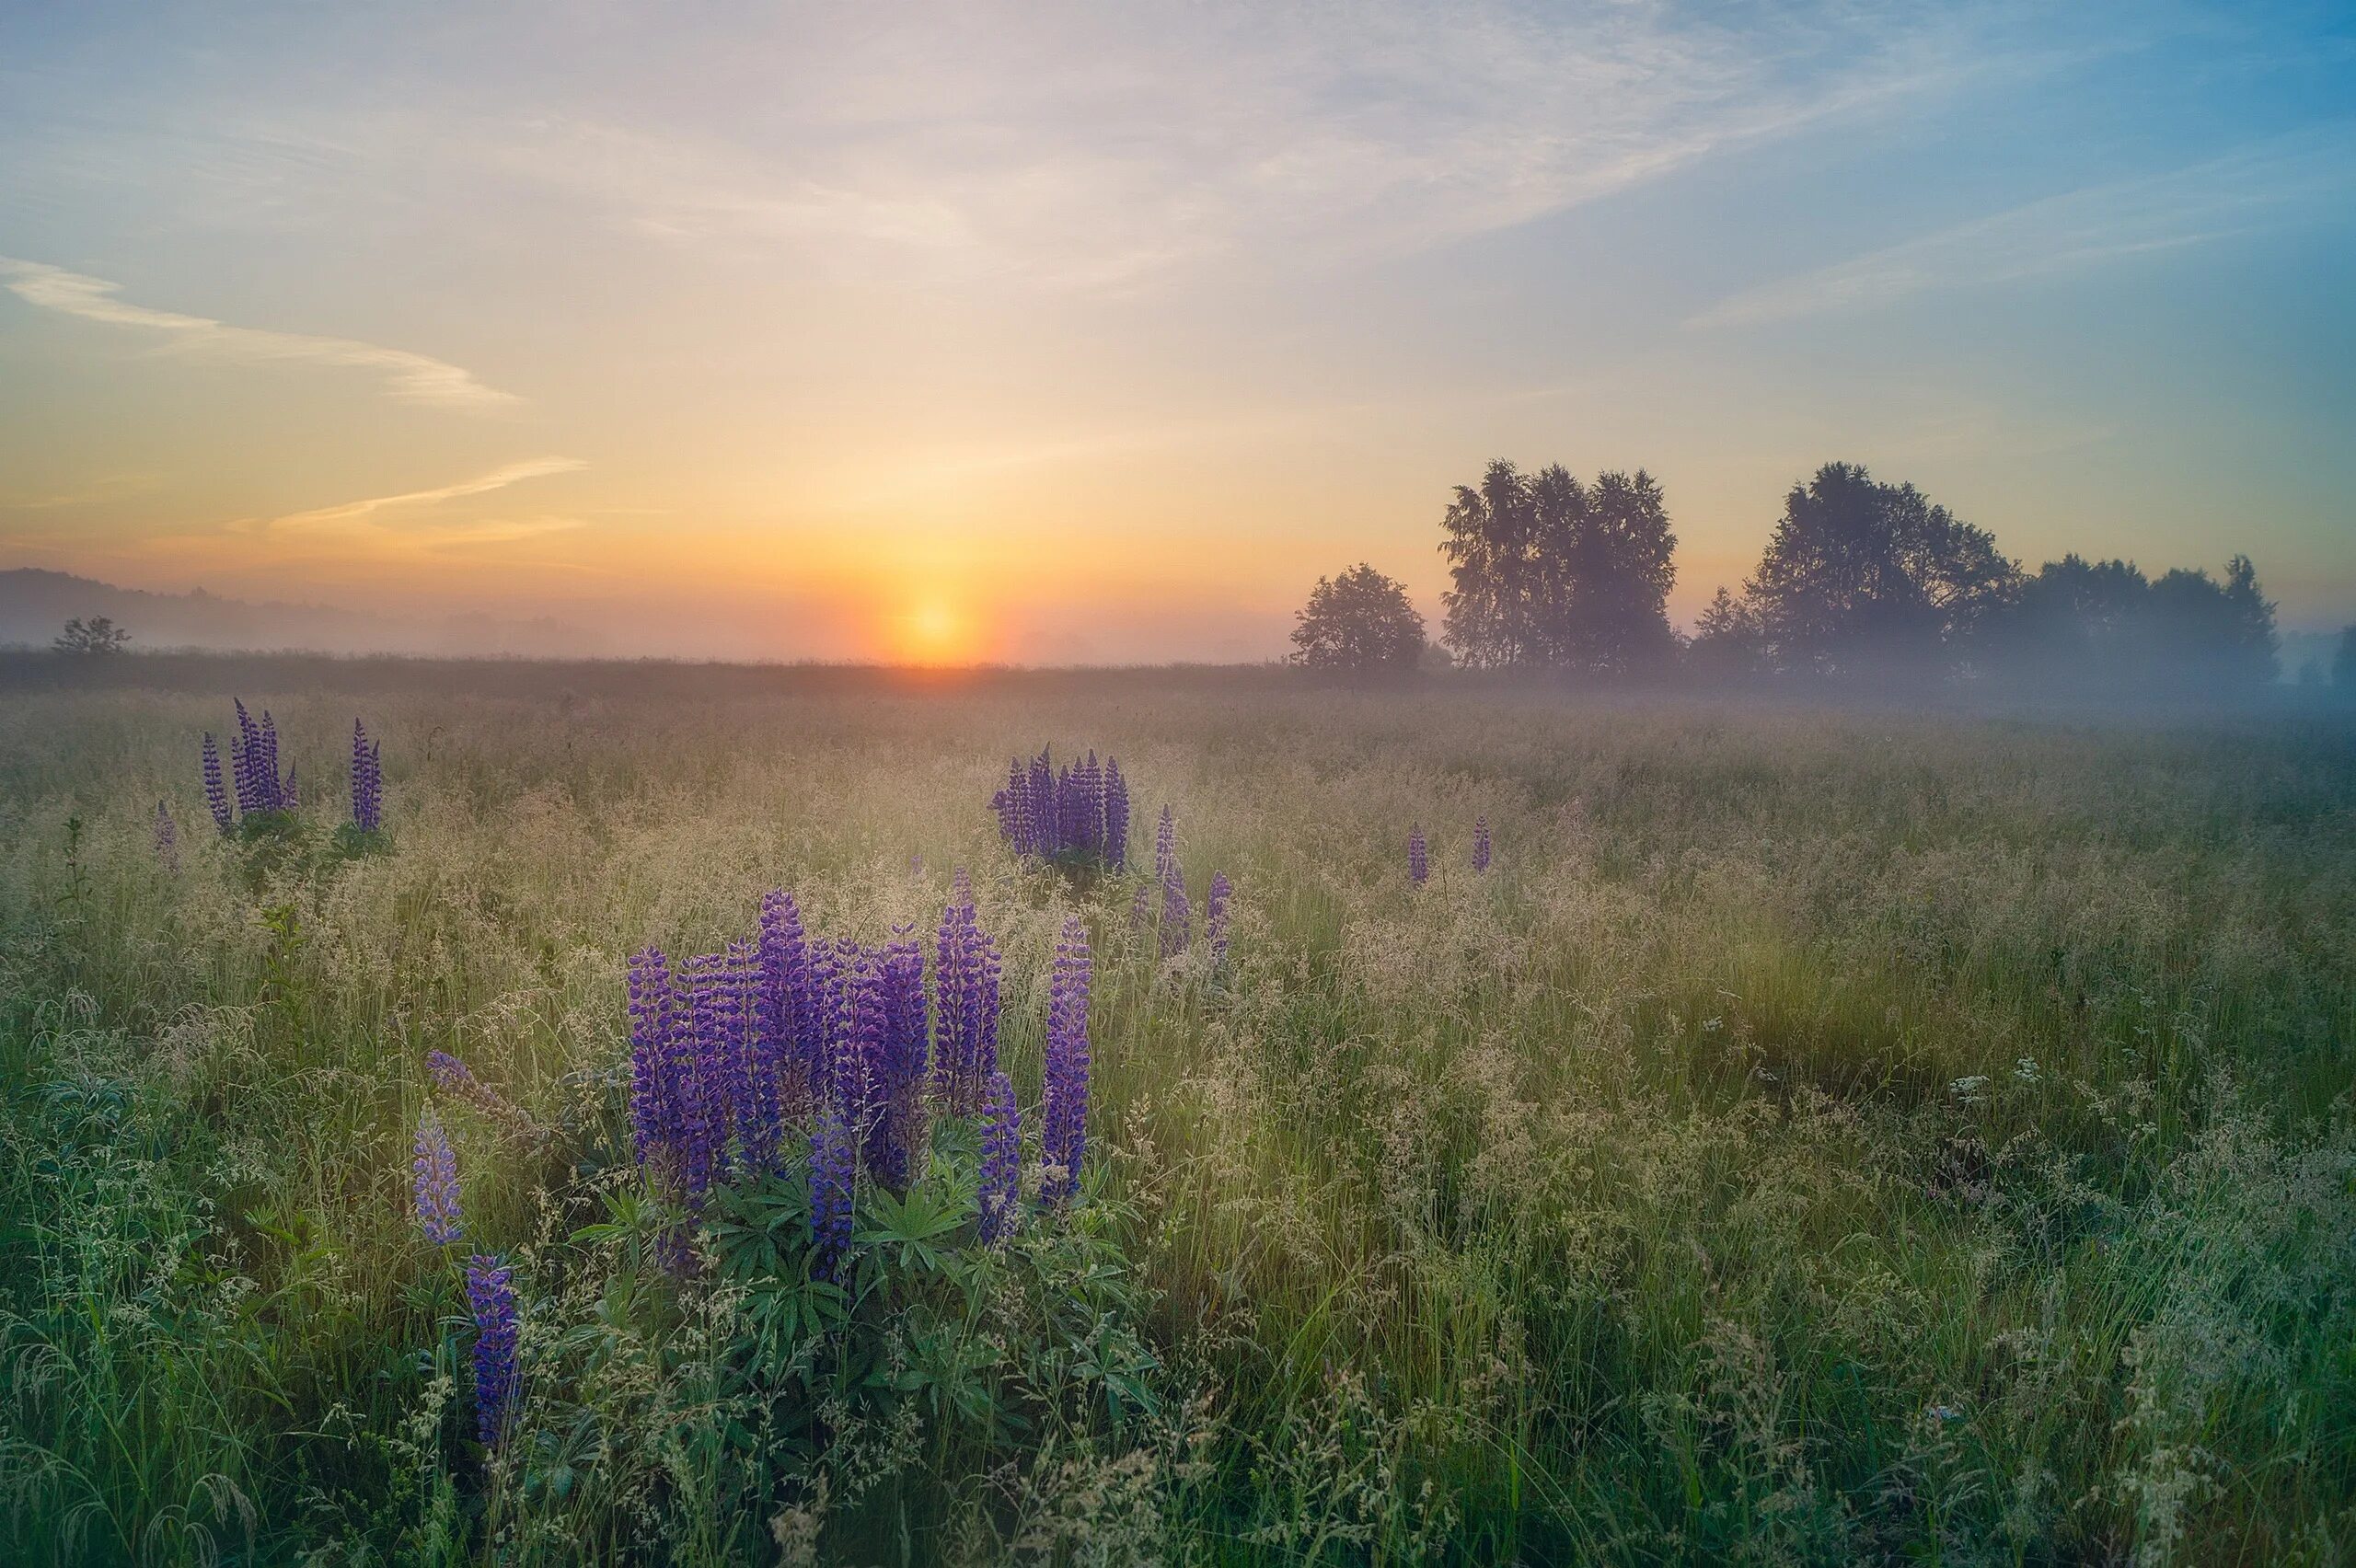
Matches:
[889,598,976,665]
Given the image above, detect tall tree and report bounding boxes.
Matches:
[1290,564,1426,678]
[1439,459,1678,672]
[2145,555,2278,688]
[1744,462,2015,675]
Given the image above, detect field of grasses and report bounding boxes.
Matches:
[2,659,2352,1565]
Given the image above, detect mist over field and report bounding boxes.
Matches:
[8,1,2356,1562]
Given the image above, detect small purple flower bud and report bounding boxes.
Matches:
[1206,871,1231,965]
[202,734,233,835]
[1472,817,1491,874]
[1408,825,1428,887]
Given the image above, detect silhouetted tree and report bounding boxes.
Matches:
[1439,459,1677,672]
[1743,462,2015,676]
[1291,564,1426,677]
[1688,585,1765,680]
[54,616,131,655]
[2144,555,2278,689]
[1980,555,2152,686]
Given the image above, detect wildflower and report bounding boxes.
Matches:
[869,928,928,1190]
[1408,825,1428,887]
[932,872,1001,1113]
[678,951,745,1195]
[350,719,383,832]
[756,889,816,1126]
[411,1106,463,1246]
[1472,817,1491,874]
[977,1069,1020,1244]
[1205,871,1231,965]
[809,942,870,1275]
[1104,758,1130,867]
[1161,866,1191,958]
[1041,916,1091,1205]
[153,801,179,872]
[1154,805,1177,887]
[201,735,232,835]
[465,1254,520,1447]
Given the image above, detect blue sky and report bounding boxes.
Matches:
[2,1,2350,660]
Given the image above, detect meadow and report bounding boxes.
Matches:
[2,657,2351,1565]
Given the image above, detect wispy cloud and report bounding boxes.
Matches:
[1690,128,2356,328]
[0,258,518,409]
[259,456,584,530]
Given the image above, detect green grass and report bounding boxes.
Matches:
[1,664,2351,1564]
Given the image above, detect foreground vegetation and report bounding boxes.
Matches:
[2,662,2352,1564]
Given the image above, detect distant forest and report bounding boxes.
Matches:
[1298,459,2347,695]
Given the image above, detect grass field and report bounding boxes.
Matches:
[2,660,2351,1565]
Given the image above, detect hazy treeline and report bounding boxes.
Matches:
[1436,458,2325,695]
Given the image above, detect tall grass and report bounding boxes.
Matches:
[1,668,2350,1564]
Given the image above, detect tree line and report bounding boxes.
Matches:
[1293,457,2327,695]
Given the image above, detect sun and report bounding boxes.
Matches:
[890,599,973,665]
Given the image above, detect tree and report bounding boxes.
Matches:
[1688,585,1765,680]
[1438,459,1678,672]
[54,616,131,655]
[2143,555,2278,689]
[1743,462,2015,675]
[1290,564,1426,677]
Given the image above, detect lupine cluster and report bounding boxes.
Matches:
[1473,816,1492,874]
[1408,824,1429,886]
[200,700,302,832]
[1040,917,1091,1205]
[351,718,385,832]
[1153,806,1191,956]
[465,1254,520,1447]
[412,1107,464,1246]
[626,881,1087,1278]
[152,800,179,873]
[994,747,1129,866]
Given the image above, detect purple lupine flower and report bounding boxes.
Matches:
[1041,916,1091,1205]
[1153,805,1177,888]
[425,1049,535,1139]
[1027,752,1053,856]
[1408,825,1428,887]
[1160,868,1191,958]
[626,949,683,1170]
[1104,759,1129,868]
[1472,817,1491,874]
[681,950,748,1191]
[868,928,928,1191]
[756,889,814,1130]
[977,1069,1020,1245]
[687,942,765,1175]
[153,800,180,873]
[232,700,262,815]
[1206,871,1231,966]
[809,941,870,1276]
[412,1106,463,1246]
[931,874,1001,1113]
[351,719,384,832]
[465,1254,520,1447]
[201,734,233,835]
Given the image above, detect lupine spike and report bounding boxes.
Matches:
[411,1106,464,1246]
[977,1069,1020,1244]
[351,719,384,833]
[1042,916,1092,1205]
[627,949,682,1170]
[465,1255,520,1447]
[202,734,233,835]
[1154,805,1177,888]
[869,928,927,1190]
[757,890,814,1130]
[809,940,870,1276]
[1472,816,1491,874]
[1408,825,1428,887]
[1161,869,1191,958]
[1104,759,1129,868]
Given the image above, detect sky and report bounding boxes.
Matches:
[2,0,2352,663]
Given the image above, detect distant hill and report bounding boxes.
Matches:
[0,569,603,657]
